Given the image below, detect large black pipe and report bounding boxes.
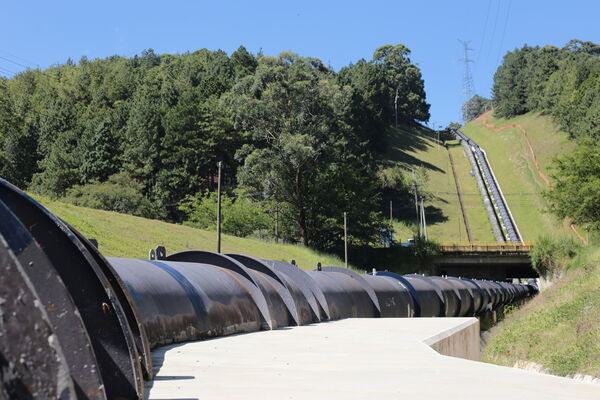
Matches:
[0,179,142,400]
[109,258,265,347]
[403,275,446,317]
[228,254,314,325]
[428,276,462,317]
[0,178,538,399]
[362,274,415,317]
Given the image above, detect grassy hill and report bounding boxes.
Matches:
[384,125,493,243]
[36,196,347,270]
[461,111,579,241]
[465,111,600,378]
[483,246,600,378]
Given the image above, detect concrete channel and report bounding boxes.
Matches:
[146,318,600,400]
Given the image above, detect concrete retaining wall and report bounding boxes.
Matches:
[423,317,480,361]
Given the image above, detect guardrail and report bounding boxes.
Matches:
[439,242,533,253]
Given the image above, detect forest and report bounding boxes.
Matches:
[0,44,430,251]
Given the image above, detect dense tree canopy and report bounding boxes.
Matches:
[0,44,430,251]
[543,139,600,230]
[493,40,599,140]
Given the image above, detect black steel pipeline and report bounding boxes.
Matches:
[0,179,142,400]
[109,258,265,347]
[428,276,462,318]
[0,178,538,399]
[362,274,415,317]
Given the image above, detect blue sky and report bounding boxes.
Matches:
[1,0,598,126]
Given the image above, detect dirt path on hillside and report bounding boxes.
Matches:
[475,111,587,244]
[476,111,551,186]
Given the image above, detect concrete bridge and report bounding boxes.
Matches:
[433,242,537,281]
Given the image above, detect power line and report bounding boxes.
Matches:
[0,66,16,76]
[0,49,65,86]
[0,51,64,86]
[0,55,30,70]
[0,50,40,68]
[486,0,502,63]
[496,0,512,64]
[476,0,493,65]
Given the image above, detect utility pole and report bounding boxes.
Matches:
[394,87,399,128]
[343,212,348,269]
[458,39,476,122]
[389,200,393,223]
[275,207,279,243]
[412,169,418,215]
[412,169,419,236]
[216,161,222,253]
[420,197,428,240]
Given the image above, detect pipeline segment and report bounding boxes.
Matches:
[0,178,537,399]
[451,128,522,242]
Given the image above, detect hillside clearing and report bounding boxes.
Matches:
[461,111,578,241]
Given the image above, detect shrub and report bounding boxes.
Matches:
[530,235,581,277]
[412,235,440,270]
[178,190,273,238]
[62,172,157,218]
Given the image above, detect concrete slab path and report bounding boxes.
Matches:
[146,318,600,399]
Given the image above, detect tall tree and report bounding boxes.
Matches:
[462,95,492,122]
[543,139,600,229]
[371,44,430,124]
[228,53,383,248]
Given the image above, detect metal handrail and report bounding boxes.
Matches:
[439,242,533,253]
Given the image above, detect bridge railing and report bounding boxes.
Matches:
[439,242,533,254]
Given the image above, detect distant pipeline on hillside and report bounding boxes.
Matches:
[0,178,537,400]
[451,128,522,243]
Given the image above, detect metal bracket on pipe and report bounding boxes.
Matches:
[149,246,167,260]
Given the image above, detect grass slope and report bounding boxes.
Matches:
[483,248,600,377]
[461,111,577,241]
[384,125,493,242]
[470,111,600,378]
[36,196,347,270]
[447,140,495,242]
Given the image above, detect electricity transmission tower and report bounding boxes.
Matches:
[458,39,476,119]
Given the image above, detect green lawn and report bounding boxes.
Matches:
[461,112,577,241]
[383,125,492,243]
[36,196,348,271]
